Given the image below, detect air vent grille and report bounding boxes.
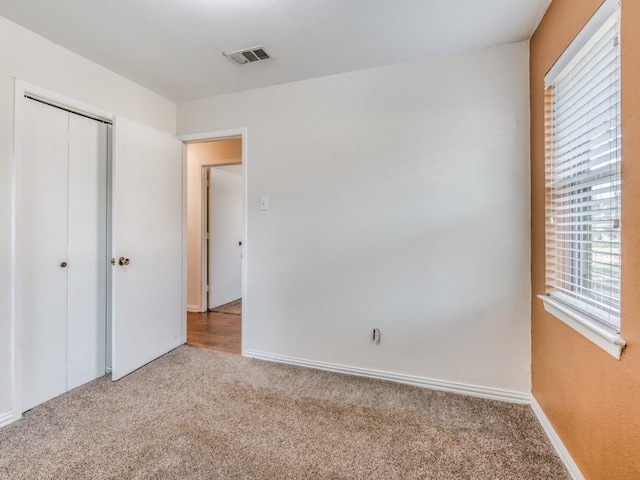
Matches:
[224,45,272,65]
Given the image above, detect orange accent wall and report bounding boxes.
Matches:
[531,1,640,478]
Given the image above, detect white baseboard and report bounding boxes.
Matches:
[244,349,531,404]
[187,305,202,313]
[530,397,585,480]
[0,411,16,428]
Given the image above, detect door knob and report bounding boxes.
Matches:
[60,261,67,268]
[118,257,130,266]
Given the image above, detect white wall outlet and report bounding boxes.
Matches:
[260,196,269,211]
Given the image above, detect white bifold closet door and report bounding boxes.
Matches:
[110,117,184,381]
[67,112,108,390]
[21,99,107,411]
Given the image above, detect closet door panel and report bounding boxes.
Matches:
[66,113,108,390]
[21,99,69,411]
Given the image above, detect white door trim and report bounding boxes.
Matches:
[11,80,115,423]
[179,129,248,355]
[201,166,209,313]
[182,143,188,342]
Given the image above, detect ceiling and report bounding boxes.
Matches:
[0,0,551,102]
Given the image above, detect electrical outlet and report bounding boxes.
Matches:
[372,328,381,345]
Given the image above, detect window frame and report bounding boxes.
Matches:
[539,0,626,359]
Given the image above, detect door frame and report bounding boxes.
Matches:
[202,166,209,312]
[10,80,116,423]
[180,129,248,355]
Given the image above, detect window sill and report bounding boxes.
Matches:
[537,295,626,360]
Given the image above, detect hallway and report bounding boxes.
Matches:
[187,309,241,355]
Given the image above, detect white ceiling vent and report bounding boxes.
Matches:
[223,46,272,65]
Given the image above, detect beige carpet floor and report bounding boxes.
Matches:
[0,347,569,480]
[211,298,242,315]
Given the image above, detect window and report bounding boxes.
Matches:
[543,1,622,334]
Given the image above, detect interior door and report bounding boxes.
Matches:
[111,116,184,381]
[208,166,243,308]
[21,98,69,411]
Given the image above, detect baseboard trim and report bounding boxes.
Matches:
[0,411,16,428]
[530,397,585,480]
[186,305,201,313]
[244,349,530,404]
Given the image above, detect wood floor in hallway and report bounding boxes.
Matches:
[187,311,241,355]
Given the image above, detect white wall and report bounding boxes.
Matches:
[0,16,176,417]
[178,42,532,392]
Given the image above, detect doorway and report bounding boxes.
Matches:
[184,138,244,354]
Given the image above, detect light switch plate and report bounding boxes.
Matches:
[260,196,268,211]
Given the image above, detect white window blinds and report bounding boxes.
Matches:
[544,2,621,330]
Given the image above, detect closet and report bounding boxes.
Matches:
[20,97,108,411]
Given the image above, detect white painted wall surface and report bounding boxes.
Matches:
[0,16,176,417]
[178,42,532,392]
